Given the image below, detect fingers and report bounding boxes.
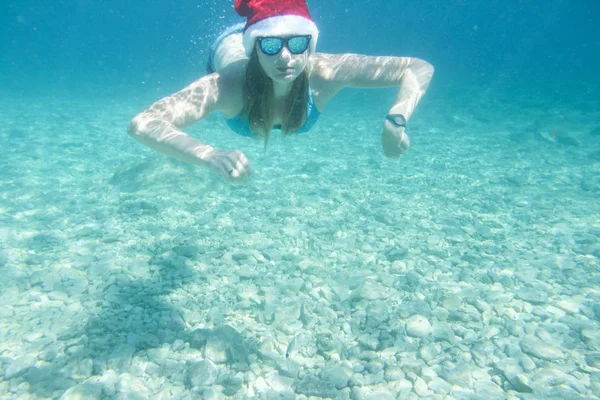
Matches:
[382,124,410,158]
[399,130,410,151]
[228,151,251,182]
[213,150,252,182]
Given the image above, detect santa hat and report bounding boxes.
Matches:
[234,0,319,57]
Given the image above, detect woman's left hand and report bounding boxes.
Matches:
[381,118,410,158]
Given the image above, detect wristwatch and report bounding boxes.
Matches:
[386,113,407,128]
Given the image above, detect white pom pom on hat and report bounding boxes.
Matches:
[234,0,319,56]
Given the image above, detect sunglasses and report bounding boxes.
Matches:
[257,35,312,56]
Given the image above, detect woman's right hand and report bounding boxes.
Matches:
[206,149,252,182]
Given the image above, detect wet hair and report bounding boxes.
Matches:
[242,49,309,143]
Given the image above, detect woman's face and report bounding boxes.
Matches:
[256,40,309,84]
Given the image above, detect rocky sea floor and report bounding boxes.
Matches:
[1,87,600,399]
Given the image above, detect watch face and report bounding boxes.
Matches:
[387,114,406,127]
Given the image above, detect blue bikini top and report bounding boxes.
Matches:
[223,89,320,137]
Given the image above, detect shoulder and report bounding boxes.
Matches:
[213,60,247,118]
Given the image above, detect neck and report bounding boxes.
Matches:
[273,81,293,99]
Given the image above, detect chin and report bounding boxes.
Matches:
[277,74,299,82]
[269,73,298,83]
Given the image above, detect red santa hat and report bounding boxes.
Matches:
[234,0,319,57]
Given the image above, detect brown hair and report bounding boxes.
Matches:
[242,50,309,143]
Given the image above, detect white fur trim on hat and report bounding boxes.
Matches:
[243,15,319,56]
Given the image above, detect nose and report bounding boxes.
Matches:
[279,47,292,61]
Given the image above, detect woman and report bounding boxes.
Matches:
[128,0,434,182]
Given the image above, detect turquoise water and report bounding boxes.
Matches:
[2,1,600,399]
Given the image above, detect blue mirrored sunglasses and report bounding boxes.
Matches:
[257,35,312,56]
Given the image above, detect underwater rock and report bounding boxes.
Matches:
[185,359,218,388]
[286,332,317,360]
[295,373,338,398]
[581,329,600,351]
[364,300,389,331]
[405,315,432,338]
[474,380,505,399]
[190,328,211,349]
[419,344,440,362]
[351,280,388,300]
[59,380,104,400]
[511,374,534,393]
[581,176,600,192]
[443,363,473,389]
[520,336,564,361]
[516,287,548,304]
[395,271,423,293]
[4,356,36,379]
[530,368,586,394]
[585,352,600,368]
[321,364,353,389]
[431,324,456,343]
[146,348,169,365]
[116,372,150,396]
[428,377,452,394]
[108,344,136,372]
[413,375,428,396]
[204,325,249,364]
[221,372,244,396]
[385,245,409,261]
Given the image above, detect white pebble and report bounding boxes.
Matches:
[406,315,432,338]
[413,376,428,396]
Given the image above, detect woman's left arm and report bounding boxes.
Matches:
[311,54,434,157]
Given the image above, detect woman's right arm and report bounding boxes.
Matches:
[127,72,250,181]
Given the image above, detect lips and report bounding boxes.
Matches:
[276,67,293,73]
